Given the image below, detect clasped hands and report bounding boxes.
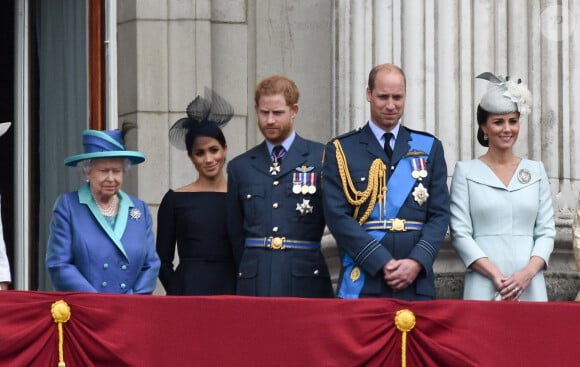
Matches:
[494,271,532,301]
[383,259,421,291]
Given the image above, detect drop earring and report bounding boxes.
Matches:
[483,133,488,141]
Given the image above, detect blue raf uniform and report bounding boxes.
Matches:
[226,134,333,297]
[322,123,450,300]
[46,183,161,294]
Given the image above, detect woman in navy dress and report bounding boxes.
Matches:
[156,89,236,295]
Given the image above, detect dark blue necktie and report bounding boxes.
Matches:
[383,133,393,160]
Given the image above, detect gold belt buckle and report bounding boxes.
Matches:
[390,218,406,232]
[270,236,285,250]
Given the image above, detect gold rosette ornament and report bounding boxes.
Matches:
[395,309,416,367]
[51,300,71,367]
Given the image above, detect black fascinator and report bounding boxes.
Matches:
[168,88,234,150]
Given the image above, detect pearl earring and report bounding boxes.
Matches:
[483,133,488,141]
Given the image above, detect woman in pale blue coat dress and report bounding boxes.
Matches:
[46,125,160,294]
[450,73,555,301]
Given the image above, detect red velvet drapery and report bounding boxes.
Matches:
[0,291,577,366]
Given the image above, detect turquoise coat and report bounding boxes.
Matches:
[46,183,160,294]
[450,159,555,301]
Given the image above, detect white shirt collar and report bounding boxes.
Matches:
[265,131,296,155]
[368,120,401,148]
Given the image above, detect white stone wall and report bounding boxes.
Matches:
[117,0,334,219]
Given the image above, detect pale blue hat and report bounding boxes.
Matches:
[476,72,532,115]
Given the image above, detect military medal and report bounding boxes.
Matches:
[296,199,314,216]
[418,157,428,178]
[270,146,287,176]
[301,167,310,194]
[269,162,281,175]
[308,172,317,194]
[412,183,429,206]
[294,165,315,195]
[293,172,302,194]
[517,168,531,184]
[411,159,420,179]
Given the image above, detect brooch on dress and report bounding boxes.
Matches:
[129,208,142,220]
[517,168,531,184]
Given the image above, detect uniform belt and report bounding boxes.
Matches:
[362,219,424,232]
[244,237,321,250]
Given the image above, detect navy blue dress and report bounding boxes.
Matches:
[156,190,236,295]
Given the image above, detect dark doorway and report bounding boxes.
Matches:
[0,0,15,287]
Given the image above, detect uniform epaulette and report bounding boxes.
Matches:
[406,127,440,141]
[328,126,363,143]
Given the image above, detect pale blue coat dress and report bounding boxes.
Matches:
[450,159,555,301]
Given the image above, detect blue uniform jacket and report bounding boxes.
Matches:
[46,183,160,294]
[322,124,450,299]
[226,134,333,297]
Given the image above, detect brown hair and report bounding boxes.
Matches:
[367,63,407,91]
[254,75,300,106]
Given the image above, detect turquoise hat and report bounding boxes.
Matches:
[64,129,145,167]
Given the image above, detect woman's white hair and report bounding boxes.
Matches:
[77,158,132,180]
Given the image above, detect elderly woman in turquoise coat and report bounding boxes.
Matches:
[450,73,555,301]
[46,126,160,294]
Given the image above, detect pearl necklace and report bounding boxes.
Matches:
[97,195,119,217]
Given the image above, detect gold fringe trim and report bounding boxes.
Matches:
[395,309,416,367]
[333,140,387,224]
[51,300,71,367]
